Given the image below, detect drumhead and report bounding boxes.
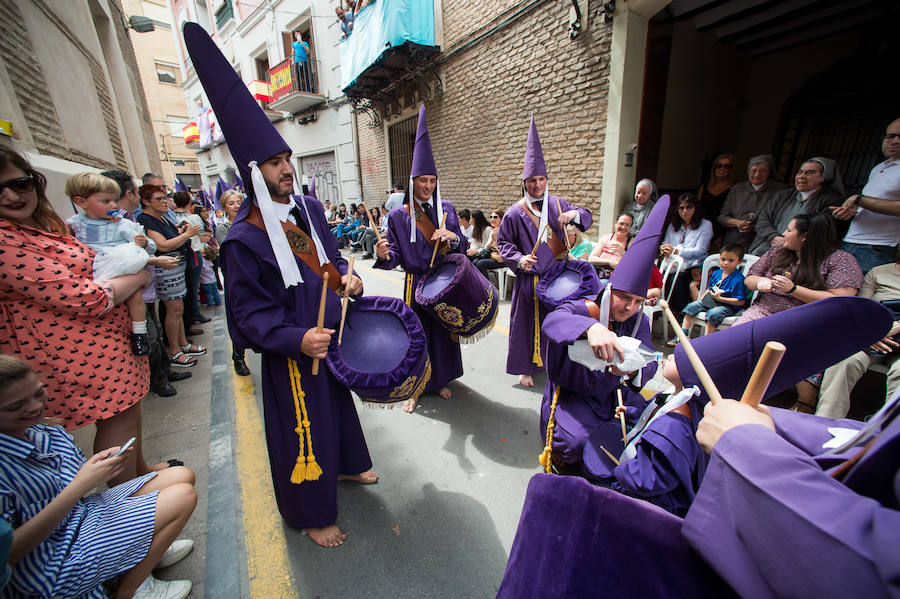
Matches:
[338,309,409,373]
[419,261,457,299]
[544,267,584,303]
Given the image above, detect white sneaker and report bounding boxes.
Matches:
[133,574,192,599]
[155,539,194,569]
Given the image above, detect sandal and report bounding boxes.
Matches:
[169,351,197,367]
[167,459,184,467]
[181,344,207,356]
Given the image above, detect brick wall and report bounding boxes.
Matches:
[355,0,611,232]
[357,118,391,208]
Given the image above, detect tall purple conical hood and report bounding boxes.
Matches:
[522,116,547,180]
[182,22,290,202]
[675,297,893,406]
[609,194,670,296]
[214,178,224,202]
[308,174,317,199]
[174,175,187,192]
[410,105,437,178]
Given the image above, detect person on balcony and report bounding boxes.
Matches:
[336,6,353,39]
[292,32,312,93]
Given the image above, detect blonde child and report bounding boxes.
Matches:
[65,173,156,355]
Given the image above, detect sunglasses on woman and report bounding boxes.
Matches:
[0,176,36,194]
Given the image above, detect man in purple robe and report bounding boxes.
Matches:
[375,105,468,412]
[184,23,375,548]
[539,196,670,472]
[498,117,593,388]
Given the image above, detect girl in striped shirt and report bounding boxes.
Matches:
[0,356,196,599]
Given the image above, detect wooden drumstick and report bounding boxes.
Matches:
[600,445,620,466]
[338,256,355,346]
[362,202,382,241]
[740,341,786,407]
[616,388,627,445]
[311,272,329,375]
[530,223,549,257]
[429,213,448,269]
[556,197,572,253]
[658,299,724,405]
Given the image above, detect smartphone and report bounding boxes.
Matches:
[112,437,136,458]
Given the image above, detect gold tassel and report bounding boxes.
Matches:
[532,275,543,367]
[287,358,322,483]
[538,385,561,472]
[404,273,413,306]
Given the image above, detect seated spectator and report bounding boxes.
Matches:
[588,212,633,282]
[458,208,473,242]
[565,223,593,260]
[1,147,160,485]
[622,178,657,237]
[646,264,663,306]
[465,210,492,259]
[739,212,863,412]
[473,207,506,279]
[332,205,356,247]
[660,193,713,313]
[749,157,844,256]
[718,154,786,251]
[698,153,736,242]
[0,355,197,599]
[817,255,900,418]
[328,203,348,228]
[669,243,747,344]
[336,6,354,39]
[831,117,900,274]
[347,204,370,249]
[359,206,385,259]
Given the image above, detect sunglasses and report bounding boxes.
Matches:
[715,163,733,169]
[490,214,500,219]
[0,176,36,194]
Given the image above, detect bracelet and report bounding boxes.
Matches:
[787,283,798,294]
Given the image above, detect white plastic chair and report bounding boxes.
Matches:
[691,254,759,335]
[493,267,517,301]
[644,253,683,340]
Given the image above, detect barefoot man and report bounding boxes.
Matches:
[184,23,376,548]
[375,105,469,411]
[498,116,593,388]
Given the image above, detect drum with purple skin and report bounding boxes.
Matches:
[325,296,431,406]
[536,259,601,310]
[415,253,498,343]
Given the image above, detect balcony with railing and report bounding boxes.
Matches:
[339,0,440,102]
[266,57,324,114]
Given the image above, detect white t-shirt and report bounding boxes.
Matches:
[844,160,900,246]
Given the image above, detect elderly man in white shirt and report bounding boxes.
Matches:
[832,117,900,273]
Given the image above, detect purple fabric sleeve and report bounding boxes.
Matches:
[770,407,866,455]
[683,423,900,599]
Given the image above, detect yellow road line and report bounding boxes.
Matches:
[231,342,295,598]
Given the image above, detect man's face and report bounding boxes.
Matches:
[412,175,436,202]
[524,176,547,199]
[336,7,345,19]
[259,151,294,201]
[748,163,770,187]
[609,289,644,322]
[883,119,900,161]
[148,176,166,189]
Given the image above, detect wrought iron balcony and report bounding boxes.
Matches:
[266,57,324,114]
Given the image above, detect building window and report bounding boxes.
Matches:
[156,63,178,84]
[389,114,418,186]
[215,0,234,30]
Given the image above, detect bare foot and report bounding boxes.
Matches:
[438,387,451,399]
[519,374,534,388]
[402,397,419,413]
[338,470,379,484]
[304,524,347,548]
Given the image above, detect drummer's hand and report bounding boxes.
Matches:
[586,323,624,364]
[301,328,334,359]
[431,228,458,243]
[608,365,635,377]
[519,254,536,272]
[557,210,578,226]
[696,399,774,453]
[375,239,390,260]
[342,273,363,296]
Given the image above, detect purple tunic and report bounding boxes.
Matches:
[540,299,657,466]
[497,196,593,375]
[682,407,900,598]
[374,200,468,391]
[221,196,372,529]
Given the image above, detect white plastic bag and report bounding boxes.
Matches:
[92,243,150,281]
[567,335,657,373]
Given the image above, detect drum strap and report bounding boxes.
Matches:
[246,205,342,292]
[532,276,543,366]
[539,385,561,472]
[407,202,438,249]
[287,357,322,484]
[518,198,566,257]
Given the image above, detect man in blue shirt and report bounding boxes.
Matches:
[292,32,311,92]
[336,6,353,39]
